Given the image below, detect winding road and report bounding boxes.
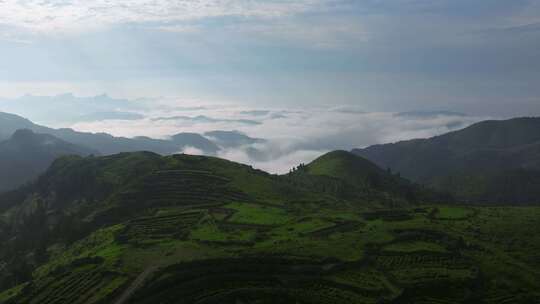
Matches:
[114,266,158,304]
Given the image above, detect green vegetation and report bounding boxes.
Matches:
[354,117,540,204]
[433,206,475,220]
[383,241,447,253]
[304,150,384,185]
[0,284,26,303]
[0,151,539,303]
[226,202,293,225]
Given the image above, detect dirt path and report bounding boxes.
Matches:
[114,267,158,304]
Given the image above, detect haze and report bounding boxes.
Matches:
[0,0,539,172]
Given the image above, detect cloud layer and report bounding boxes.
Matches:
[0,0,330,34]
[0,1,539,118]
[23,95,484,174]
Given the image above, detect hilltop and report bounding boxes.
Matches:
[304,150,387,185]
[291,150,450,205]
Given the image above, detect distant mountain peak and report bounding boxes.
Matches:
[394,111,467,119]
[0,129,97,192]
[204,130,266,148]
[306,150,384,181]
[10,128,38,142]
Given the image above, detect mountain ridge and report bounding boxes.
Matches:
[353,117,540,203]
[0,111,263,156]
[0,129,97,192]
[0,112,264,191]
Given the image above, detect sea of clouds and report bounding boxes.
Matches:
[0,94,489,173]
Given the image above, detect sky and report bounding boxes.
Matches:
[0,0,538,116]
[0,1,539,172]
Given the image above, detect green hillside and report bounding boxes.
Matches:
[305,150,386,185]
[0,129,97,192]
[353,117,540,204]
[296,150,451,205]
[0,152,538,303]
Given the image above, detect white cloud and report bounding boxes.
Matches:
[181,146,205,155]
[217,147,324,174]
[0,93,490,173]
[0,31,32,44]
[0,0,332,34]
[61,96,489,173]
[224,15,369,49]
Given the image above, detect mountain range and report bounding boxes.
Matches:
[0,112,265,191]
[353,117,540,204]
[0,112,264,156]
[2,112,540,204]
[0,129,96,192]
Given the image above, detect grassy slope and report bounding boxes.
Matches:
[0,152,539,303]
[302,150,449,206]
[6,204,539,303]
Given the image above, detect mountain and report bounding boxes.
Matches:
[353,117,540,204]
[292,150,451,204]
[0,112,43,141]
[0,111,181,154]
[394,111,467,119]
[0,112,264,157]
[0,112,241,157]
[46,129,183,156]
[304,150,390,185]
[0,151,538,303]
[0,129,97,192]
[0,112,274,192]
[204,130,266,148]
[169,133,220,154]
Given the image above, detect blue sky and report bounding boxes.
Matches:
[0,0,539,116]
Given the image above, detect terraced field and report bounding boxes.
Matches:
[15,266,127,304]
[128,258,383,304]
[117,170,249,210]
[95,205,535,304]
[3,200,540,304]
[119,210,203,242]
[1,153,539,303]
